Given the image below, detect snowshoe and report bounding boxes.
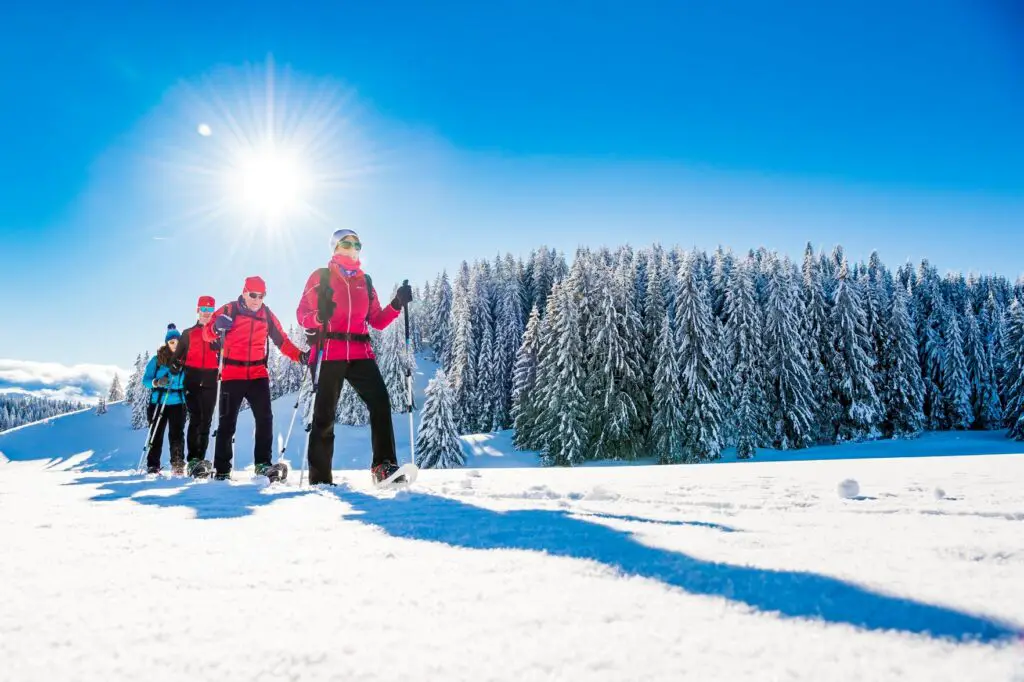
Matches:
[145,465,161,476]
[255,462,288,484]
[213,471,231,481]
[371,462,418,489]
[170,460,186,476]
[187,459,213,479]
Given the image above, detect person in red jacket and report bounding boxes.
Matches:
[170,295,220,477]
[203,276,308,481]
[296,228,412,486]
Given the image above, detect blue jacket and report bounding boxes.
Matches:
[143,356,186,405]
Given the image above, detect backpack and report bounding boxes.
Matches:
[316,267,373,327]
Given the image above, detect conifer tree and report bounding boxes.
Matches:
[511,305,543,449]
[879,283,925,437]
[830,258,881,441]
[940,303,973,430]
[963,301,1002,429]
[416,369,465,468]
[107,375,125,403]
[724,258,767,457]
[650,315,686,463]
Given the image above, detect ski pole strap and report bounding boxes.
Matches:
[321,331,371,343]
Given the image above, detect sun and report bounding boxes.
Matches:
[230,145,311,221]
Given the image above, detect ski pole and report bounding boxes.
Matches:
[299,326,326,487]
[138,387,171,473]
[403,280,416,467]
[278,363,310,463]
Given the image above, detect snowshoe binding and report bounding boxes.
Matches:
[371,462,418,489]
[187,459,213,479]
[255,462,288,484]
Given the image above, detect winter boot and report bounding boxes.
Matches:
[146,465,161,475]
[170,444,186,476]
[254,462,288,483]
[213,470,231,481]
[371,461,405,486]
[187,459,213,479]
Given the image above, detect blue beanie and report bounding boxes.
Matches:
[165,323,181,343]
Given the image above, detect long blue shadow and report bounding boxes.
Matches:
[69,474,302,520]
[327,486,1021,644]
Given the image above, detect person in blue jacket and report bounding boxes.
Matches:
[143,324,188,474]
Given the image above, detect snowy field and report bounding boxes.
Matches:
[2,368,1024,680]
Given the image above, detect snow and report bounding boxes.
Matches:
[2,362,1024,680]
[1,450,1023,680]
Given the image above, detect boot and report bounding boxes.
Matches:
[371,461,404,485]
[170,444,185,476]
[187,459,213,478]
[255,462,288,483]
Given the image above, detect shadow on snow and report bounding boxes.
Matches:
[69,474,1020,644]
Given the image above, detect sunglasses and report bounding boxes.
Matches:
[338,240,362,251]
[247,292,265,300]
[198,306,215,313]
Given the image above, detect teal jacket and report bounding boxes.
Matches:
[143,356,186,405]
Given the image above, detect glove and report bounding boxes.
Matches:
[391,281,413,310]
[298,350,310,365]
[213,313,233,336]
[169,360,183,375]
[153,376,170,388]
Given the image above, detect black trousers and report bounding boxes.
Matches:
[184,369,218,461]
[214,378,273,475]
[146,402,185,469]
[307,359,396,484]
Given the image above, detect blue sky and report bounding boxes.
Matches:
[1,0,1023,367]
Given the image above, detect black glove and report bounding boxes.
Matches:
[391,281,413,310]
[298,350,310,365]
[169,360,183,375]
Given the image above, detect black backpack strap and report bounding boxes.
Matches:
[364,273,373,323]
[317,267,336,323]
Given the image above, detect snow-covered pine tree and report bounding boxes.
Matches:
[378,321,410,412]
[879,282,925,437]
[940,303,973,430]
[473,319,498,432]
[674,252,726,462]
[1001,301,1024,440]
[95,397,107,415]
[914,261,945,428]
[430,271,454,366]
[415,369,465,468]
[649,314,685,463]
[829,257,881,441]
[584,266,645,461]
[493,270,524,429]
[107,375,125,403]
[124,353,143,405]
[763,256,816,449]
[723,257,768,457]
[130,351,151,430]
[963,301,1002,429]
[534,282,588,466]
[801,243,838,444]
[448,268,476,433]
[511,304,543,450]
[711,246,734,322]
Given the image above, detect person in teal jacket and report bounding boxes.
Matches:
[142,324,187,474]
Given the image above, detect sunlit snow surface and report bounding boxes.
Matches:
[1,366,1023,680]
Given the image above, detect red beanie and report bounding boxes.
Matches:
[197,295,215,308]
[243,276,266,294]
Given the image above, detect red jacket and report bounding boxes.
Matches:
[203,298,301,381]
[296,267,400,362]
[175,324,220,371]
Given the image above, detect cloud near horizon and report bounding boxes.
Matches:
[0,359,132,404]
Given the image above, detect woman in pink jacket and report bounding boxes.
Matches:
[296,228,413,485]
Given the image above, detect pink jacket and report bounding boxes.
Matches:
[296,267,400,362]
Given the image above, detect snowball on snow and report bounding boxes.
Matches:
[838,478,860,499]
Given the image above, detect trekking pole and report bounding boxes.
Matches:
[209,338,226,448]
[299,326,326,487]
[403,280,416,467]
[278,364,311,463]
[137,388,171,473]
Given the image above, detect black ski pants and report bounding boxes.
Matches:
[307,359,396,485]
[214,377,273,475]
[184,368,218,461]
[146,401,185,469]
